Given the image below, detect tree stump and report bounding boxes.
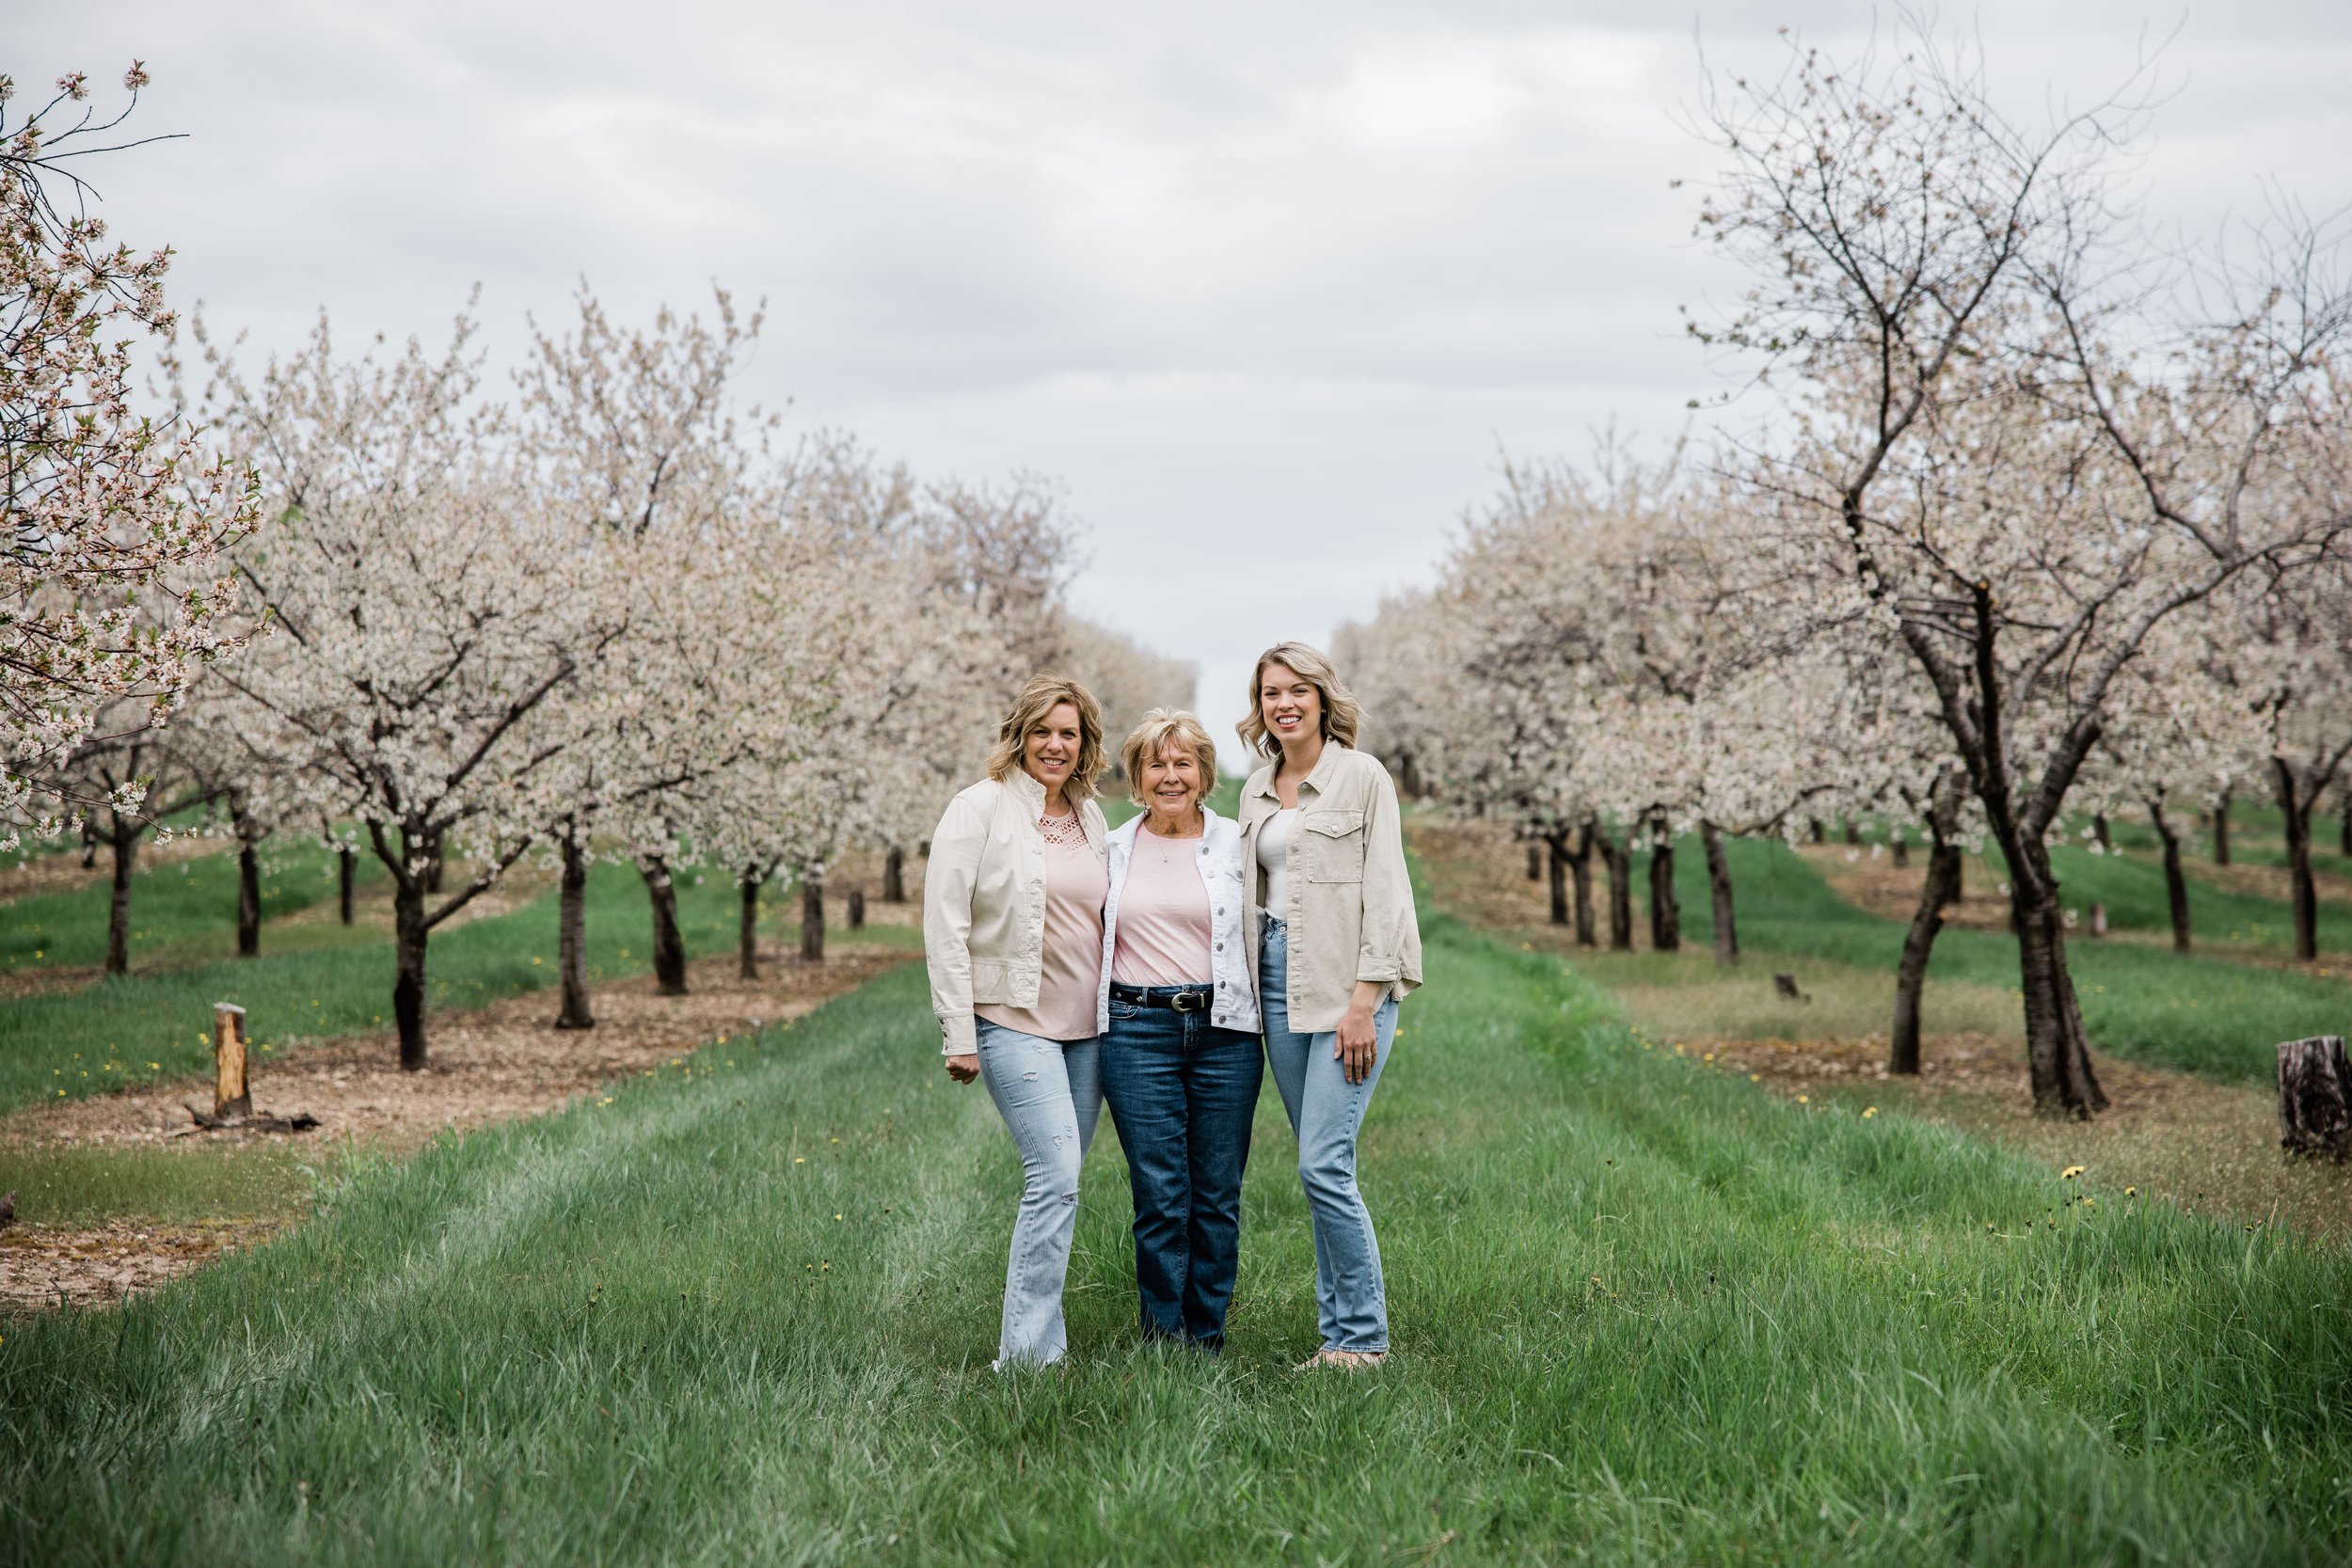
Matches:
[2090,903,2108,938]
[1772,973,1808,1002]
[214,1003,251,1120]
[2278,1036,2351,1159]
[848,887,866,929]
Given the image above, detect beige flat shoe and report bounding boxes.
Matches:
[1294,1348,1388,1371]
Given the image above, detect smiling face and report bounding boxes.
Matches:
[1257,661,1322,750]
[1137,739,1206,821]
[1023,701,1084,796]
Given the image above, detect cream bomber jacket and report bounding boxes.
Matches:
[923,768,1110,1055]
[1237,743,1422,1033]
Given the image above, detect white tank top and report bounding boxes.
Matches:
[1257,807,1298,917]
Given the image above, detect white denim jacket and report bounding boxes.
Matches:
[923,769,1110,1055]
[1092,806,1260,1036]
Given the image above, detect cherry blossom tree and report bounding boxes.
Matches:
[1692,22,2352,1116]
[2,64,257,847]
[199,309,628,1069]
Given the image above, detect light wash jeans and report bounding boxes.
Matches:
[1259,915,1395,1354]
[975,1017,1103,1369]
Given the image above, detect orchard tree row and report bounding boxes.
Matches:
[1345,24,2352,1118]
[1,66,1190,1069]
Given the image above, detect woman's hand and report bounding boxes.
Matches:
[945,1053,980,1084]
[1333,998,1380,1085]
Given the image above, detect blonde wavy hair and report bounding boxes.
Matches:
[1237,641,1361,760]
[985,673,1107,801]
[1121,709,1218,809]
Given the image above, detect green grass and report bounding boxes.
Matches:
[1630,835,2352,1084]
[0,859,914,1117]
[0,1142,329,1227]
[0,837,391,977]
[2,916,2344,1563]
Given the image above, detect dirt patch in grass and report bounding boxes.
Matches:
[1797,843,2020,933]
[0,941,912,1310]
[0,1220,284,1311]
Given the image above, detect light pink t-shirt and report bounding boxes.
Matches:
[1112,825,1214,987]
[977,834,1108,1042]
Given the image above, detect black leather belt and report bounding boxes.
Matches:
[1111,984,1213,1012]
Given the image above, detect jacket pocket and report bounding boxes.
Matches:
[1302,809,1366,882]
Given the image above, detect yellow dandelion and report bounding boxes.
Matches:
[2060,1165,2085,1180]
[1703,1052,1715,1062]
[834,1212,844,1221]
[794,1157,805,1164]
[1749,1073,1760,1083]
[2124,1186,2138,1197]
[1796,1094,1809,1104]
[1861,1106,1879,1118]
[532,957,543,965]
[599,1097,613,1106]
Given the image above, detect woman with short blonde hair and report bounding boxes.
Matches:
[1094,707,1261,1352]
[924,673,1112,1369]
[1237,641,1421,1369]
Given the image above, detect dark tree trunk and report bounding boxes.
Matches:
[1545,832,1569,927]
[883,846,907,904]
[1646,813,1679,954]
[801,872,826,962]
[2006,839,2107,1117]
[2091,813,2112,854]
[2276,758,2319,962]
[848,886,866,929]
[338,845,356,926]
[1891,837,1910,868]
[1807,818,1824,845]
[638,856,690,995]
[392,872,429,1071]
[2149,797,2192,953]
[739,865,763,981]
[555,829,595,1029]
[104,816,138,977]
[1600,829,1633,951]
[2213,791,2233,865]
[1527,842,1544,882]
[1843,821,1860,846]
[2341,798,2351,859]
[1570,820,1596,947]
[1700,820,1738,967]
[1889,836,1962,1076]
[422,828,446,895]
[236,841,262,958]
[80,823,97,869]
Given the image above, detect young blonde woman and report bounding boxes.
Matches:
[1093,710,1260,1352]
[924,673,1111,1370]
[1237,641,1422,1369]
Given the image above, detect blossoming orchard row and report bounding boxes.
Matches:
[2,66,1190,1071]
[1342,27,2352,1119]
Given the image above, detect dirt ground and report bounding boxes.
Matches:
[0,939,914,1309]
[1409,815,2352,1244]
[0,832,220,907]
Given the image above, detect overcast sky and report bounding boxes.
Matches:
[16,2,2352,722]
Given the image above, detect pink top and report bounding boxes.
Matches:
[1113,825,1214,987]
[977,832,1108,1042]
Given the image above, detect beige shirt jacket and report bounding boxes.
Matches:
[923,768,1111,1055]
[1238,743,1422,1034]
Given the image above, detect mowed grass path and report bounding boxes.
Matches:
[5,915,2345,1564]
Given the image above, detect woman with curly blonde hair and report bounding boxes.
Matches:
[924,673,1111,1369]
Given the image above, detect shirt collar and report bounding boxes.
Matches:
[1247,741,1349,800]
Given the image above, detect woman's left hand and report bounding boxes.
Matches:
[1334,999,1379,1085]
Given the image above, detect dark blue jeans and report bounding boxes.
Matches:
[1099,989,1263,1349]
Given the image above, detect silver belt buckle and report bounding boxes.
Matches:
[1172,990,1205,1012]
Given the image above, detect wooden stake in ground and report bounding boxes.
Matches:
[214,1003,251,1120]
[2278,1036,2351,1160]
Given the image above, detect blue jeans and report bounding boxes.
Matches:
[975,1018,1102,1369]
[1258,916,1395,1354]
[1099,988,1263,1350]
